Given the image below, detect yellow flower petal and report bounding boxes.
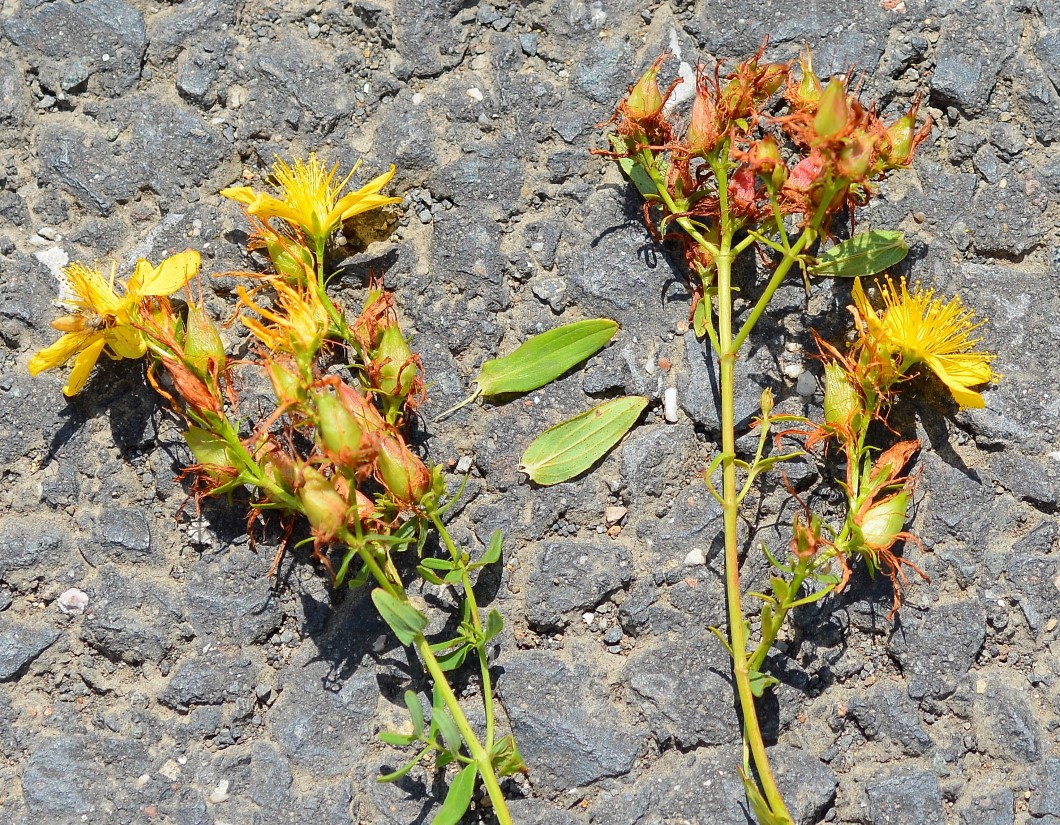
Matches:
[28,331,101,375]
[335,166,402,222]
[63,336,107,396]
[219,185,257,205]
[106,324,147,359]
[245,192,309,232]
[130,250,202,297]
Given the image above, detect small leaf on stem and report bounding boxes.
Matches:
[810,230,908,278]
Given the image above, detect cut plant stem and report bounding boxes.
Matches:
[715,198,795,825]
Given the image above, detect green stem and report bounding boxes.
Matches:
[431,512,497,750]
[716,209,794,824]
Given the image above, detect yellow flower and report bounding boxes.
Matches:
[29,251,201,396]
[852,276,994,409]
[238,279,330,361]
[220,154,402,247]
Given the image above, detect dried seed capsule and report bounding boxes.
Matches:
[374,324,418,401]
[859,490,910,551]
[183,302,226,378]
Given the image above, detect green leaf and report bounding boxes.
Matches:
[420,557,455,571]
[612,135,659,198]
[476,319,619,397]
[520,396,649,485]
[741,770,790,825]
[770,576,790,605]
[371,589,428,646]
[434,643,471,672]
[378,730,417,746]
[404,690,425,739]
[431,686,463,755]
[809,230,909,278]
[377,749,430,783]
[491,734,528,777]
[473,529,503,569]
[416,564,447,586]
[432,763,478,825]
[483,609,503,643]
[748,669,780,698]
[692,299,708,338]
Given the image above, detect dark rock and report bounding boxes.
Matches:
[571,37,632,106]
[0,192,27,228]
[176,51,219,106]
[918,455,997,547]
[623,638,738,748]
[500,646,646,791]
[525,540,633,628]
[976,673,1041,762]
[771,745,838,825]
[865,771,944,825]
[364,97,439,181]
[846,683,933,756]
[0,617,60,681]
[147,0,238,65]
[989,449,1057,508]
[1005,550,1060,632]
[1030,758,1060,818]
[94,506,152,563]
[21,734,148,817]
[432,144,525,220]
[39,95,226,215]
[183,553,283,646]
[159,653,256,711]
[635,479,723,566]
[887,601,984,700]
[249,741,294,813]
[81,567,188,665]
[960,790,1014,825]
[0,64,29,143]
[586,747,748,824]
[392,2,467,80]
[4,0,146,97]
[247,36,353,134]
[678,331,780,431]
[620,422,699,501]
[618,578,659,637]
[0,516,66,577]
[969,182,1045,258]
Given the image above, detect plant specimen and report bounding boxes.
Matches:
[600,46,993,824]
[30,155,524,825]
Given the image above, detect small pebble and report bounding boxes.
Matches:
[466,87,484,102]
[604,505,627,525]
[455,455,474,474]
[663,387,679,422]
[37,226,58,241]
[57,588,89,615]
[208,779,229,804]
[417,208,432,224]
[306,21,321,38]
[582,612,595,627]
[783,363,803,379]
[683,547,707,566]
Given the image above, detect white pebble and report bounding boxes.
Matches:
[783,363,803,379]
[412,92,424,105]
[683,547,707,566]
[208,779,229,804]
[466,87,484,102]
[663,387,679,422]
[455,455,474,474]
[57,588,89,615]
[582,612,595,627]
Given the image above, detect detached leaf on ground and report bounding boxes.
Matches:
[810,230,908,278]
[477,318,619,396]
[520,396,649,485]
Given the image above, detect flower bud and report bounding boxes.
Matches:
[789,513,821,561]
[814,78,849,139]
[793,58,822,108]
[749,136,787,188]
[312,388,366,467]
[184,426,240,485]
[266,358,305,407]
[183,302,226,379]
[859,490,910,551]
[265,233,314,282]
[298,466,348,539]
[759,387,775,419]
[684,79,720,156]
[837,133,874,180]
[260,445,299,494]
[757,63,788,98]
[335,380,387,432]
[375,434,431,504]
[882,111,916,167]
[823,362,863,431]
[623,57,665,121]
[374,324,418,401]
